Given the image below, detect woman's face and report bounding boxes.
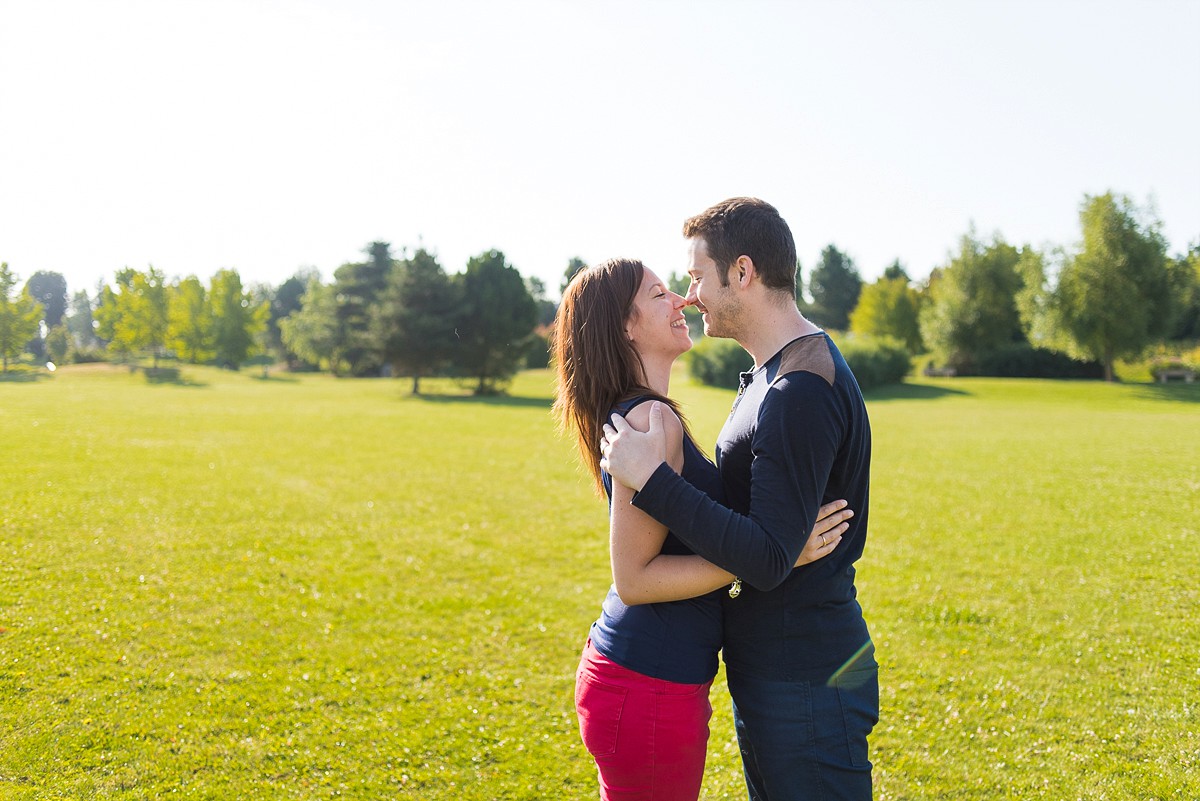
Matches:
[625,267,691,361]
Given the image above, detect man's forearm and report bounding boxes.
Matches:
[632,463,798,590]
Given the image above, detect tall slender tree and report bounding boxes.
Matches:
[95,266,169,368]
[808,245,863,330]
[1166,243,1200,340]
[456,250,538,395]
[1047,193,1172,380]
[850,274,923,353]
[167,276,214,363]
[267,269,317,367]
[373,248,460,394]
[561,256,588,295]
[66,290,100,353]
[25,271,68,329]
[0,263,43,372]
[280,278,342,374]
[919,231,1024,369]
[210,269,267,369]
[333,241,394,376]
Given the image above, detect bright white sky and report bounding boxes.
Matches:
[2,0,1197,301]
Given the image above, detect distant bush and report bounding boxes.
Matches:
[68,347,108,364]
[687,336,752,389]
[970,344,1104,379]
[1149,355,1198,381]
[688,333,910,392]
[839,335,911,391]
[525,332,551,369]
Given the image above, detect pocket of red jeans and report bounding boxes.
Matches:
[575,672,628,758]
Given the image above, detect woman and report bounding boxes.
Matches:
[553,258,851,800]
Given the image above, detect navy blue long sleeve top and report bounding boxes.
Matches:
[631,333,873,681]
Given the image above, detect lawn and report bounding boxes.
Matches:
[1,363,1196,799]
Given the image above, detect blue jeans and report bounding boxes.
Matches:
[727,653,879,801]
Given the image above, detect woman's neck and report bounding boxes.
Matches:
[638,353,673,397]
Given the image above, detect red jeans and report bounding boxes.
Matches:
[575,639,713,801]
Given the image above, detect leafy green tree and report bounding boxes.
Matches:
[456,249,538,395]
[526,276,557,327]
[167,276,214,364]
[333,241,394,376]
[268,269,317,367]
[793,259,809,314]
[1165,243,1200,340]
[808,245,863,330]
[667,271,689,297]
[94,274,129,356]
[25,271,69,328]
[1013,248,1056,350]
[44,325,70,365]
[666,271,705,340]
[0,263,43,372]
[919,231,1024,369]
[66,290,100,353]
[210,269,267,369]
[561,256,588,295]
[850,275,924,353]
[1047,193,1172,381]
[883,259,910,282]
[373,248,460,394]
[94,266,170,367]
[280,278,343,374]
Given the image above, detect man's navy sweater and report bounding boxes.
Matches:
[632,332,873,681]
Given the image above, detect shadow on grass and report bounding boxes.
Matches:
[1127,381,1200,403]
[0,369,52,383]
[140,367,208,388]
[864,382,971,402]
[414,392,553,409]
[252,372,300,383]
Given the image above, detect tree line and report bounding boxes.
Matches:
[2,191,1197,386]
[726,191,1196,382]
[0,243,547,394]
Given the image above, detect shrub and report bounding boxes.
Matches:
[688,333,912,392]
[839,335,911,391]
[970,344,1104,379]
[68,346,108,364]
[1149,355,1198,381]
[686,336,753,389]
[525,332,551,369]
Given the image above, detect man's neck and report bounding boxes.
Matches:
[738,303,822,369]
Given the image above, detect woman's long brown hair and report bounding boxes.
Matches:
[552,258,692,494]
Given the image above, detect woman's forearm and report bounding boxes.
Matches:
[613,554,734,606]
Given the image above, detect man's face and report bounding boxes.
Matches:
[686,237,741,338]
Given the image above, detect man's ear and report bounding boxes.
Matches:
[734,255,756,288]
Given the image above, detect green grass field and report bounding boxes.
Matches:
[2,364,1197,799]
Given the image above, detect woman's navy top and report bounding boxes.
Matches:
[588,397,726,684]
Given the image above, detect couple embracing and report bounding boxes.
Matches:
[554,198,878,801]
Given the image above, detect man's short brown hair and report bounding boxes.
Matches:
[682,197,797,295]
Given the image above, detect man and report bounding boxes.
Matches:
[600,197,877,800]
